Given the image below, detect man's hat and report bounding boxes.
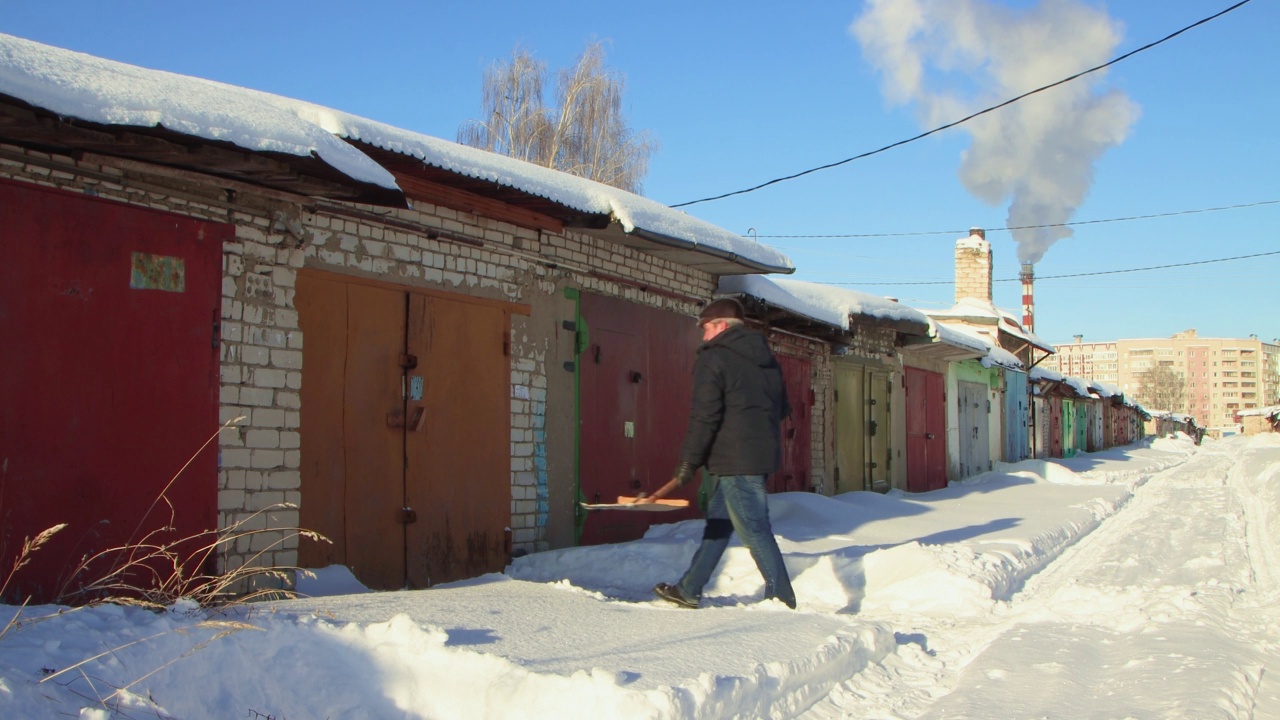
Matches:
[697,298,746,325]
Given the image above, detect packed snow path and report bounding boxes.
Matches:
[808,435,1280,719]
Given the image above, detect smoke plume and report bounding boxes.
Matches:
[852,0,1139,264]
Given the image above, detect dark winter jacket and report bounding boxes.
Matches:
[677,324,791,479]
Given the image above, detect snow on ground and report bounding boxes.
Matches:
[3,434,1278,719]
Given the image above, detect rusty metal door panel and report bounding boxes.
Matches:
[405,295,510,586]
[0,179,225,603]
[868,371,892,492]
[340,283,407,589]
[641,306,699,498]
[579,294,697,546]
[1062,399,1077,458]
[905,369,929,493]
[296,276,406,590]
[1049,398,1064,458]
[957,381,989,479]
[905,368,946,492]
[295,273,350,570]
[1075,403,1089,455]
[772,354,812,494]
[832,362,867,494]
[1003,370,1029,462]
[579,325,644,545]
[924,372,947,490]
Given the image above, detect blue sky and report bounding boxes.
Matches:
[2,1,1275,344]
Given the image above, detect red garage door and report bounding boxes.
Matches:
[771,353,811,494]
[905,367,947,492]
[0,179,227,603]
[578,294,698,545]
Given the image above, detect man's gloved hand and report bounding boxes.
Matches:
[640,465,697,504]
[674,462,697,486]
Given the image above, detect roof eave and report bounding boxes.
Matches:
[591,225,795,276]
[900,336,987,363]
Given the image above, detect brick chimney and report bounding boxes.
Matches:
[954,228,992,303]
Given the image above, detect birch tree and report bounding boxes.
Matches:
[1135,365,1187,414]
[458,42,656,194]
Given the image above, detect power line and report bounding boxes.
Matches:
[753,199,1280,239]
[670,0,1253,209]
[827,248,1280,286]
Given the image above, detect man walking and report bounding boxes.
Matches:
[639,298,796,609]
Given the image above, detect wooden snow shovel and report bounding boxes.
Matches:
[578,496,691,512]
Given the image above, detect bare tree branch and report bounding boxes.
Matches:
[459,41,656,193]
[1135,365,1188,415]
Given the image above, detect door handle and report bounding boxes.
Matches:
[926,433,936,440]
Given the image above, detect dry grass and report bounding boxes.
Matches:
[4,414,330,617]
[1,415,333,717]
[54,502,327,610]
[0,523,68,643]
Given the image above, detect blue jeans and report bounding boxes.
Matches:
[678,474,795,607]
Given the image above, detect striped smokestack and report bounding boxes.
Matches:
[1020,262,1035,332]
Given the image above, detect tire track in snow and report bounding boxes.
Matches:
[915,440,1272,719]
[805,439,1280,719]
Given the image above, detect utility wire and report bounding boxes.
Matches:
[754,199,1280,239]
[670,0,1253,209]
[828,248,1280,286]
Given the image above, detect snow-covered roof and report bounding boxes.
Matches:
[1088,380,1124,399]
[1028,366,1091,398]
[938,322,1025,371]
[1063,375,1092,397]
[927,298,1055,352]
[0,32,792,274]
[1157,413,1196,424]
[717,275,930,332]
[278,100,792,272]
[928,321,989,353]
[1029,366,1065,383]
[1237,405,1280,418]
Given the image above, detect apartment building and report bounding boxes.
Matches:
[1044,330,1280,436]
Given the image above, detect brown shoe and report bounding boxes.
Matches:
[654,583,699,609]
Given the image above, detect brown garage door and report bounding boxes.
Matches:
[296,271,516,589]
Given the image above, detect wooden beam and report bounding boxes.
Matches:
[393,172,565,234]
